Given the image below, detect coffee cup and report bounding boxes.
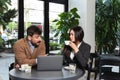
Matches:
[21,64,29,70]
[20,64,32,72]
[64,40,70,45]
[25,66,32,73]
[69,63,76,73]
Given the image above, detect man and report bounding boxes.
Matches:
[13,25,46,67]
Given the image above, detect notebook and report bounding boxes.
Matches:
[37,55,63,71]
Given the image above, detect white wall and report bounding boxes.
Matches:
[69,0,95,52]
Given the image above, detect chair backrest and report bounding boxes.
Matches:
[9,62,14,71]
[87,52,99,80]
[88,53,99,69]
[99,55,120,80]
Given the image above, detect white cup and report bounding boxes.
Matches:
[25,66,32,73]
[64,40,70,45]
[21,64,29,70]
[20,64,32,73]
[69,63,76,73]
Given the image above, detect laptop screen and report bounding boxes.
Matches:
[37,55,63,71]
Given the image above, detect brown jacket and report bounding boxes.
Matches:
[13,38,46,66]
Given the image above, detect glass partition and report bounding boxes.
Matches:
[24,0,44,37]
[49,2,64,52]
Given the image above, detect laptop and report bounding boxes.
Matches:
[37,55,63,71]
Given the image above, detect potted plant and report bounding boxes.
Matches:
[49,42,60,50]
[52,8,80,46]
[95,0,120,54]
[0,0,17,30]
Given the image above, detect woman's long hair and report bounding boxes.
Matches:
[62,26,84,57]
[69,26,84,42]
[62,45,72,58]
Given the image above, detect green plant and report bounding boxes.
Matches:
[0,35,3,46]
[95,0,120,54]
[0,0,17,29]
[53,8,80,45]
[8,22,17,31]
[49,42,60,50]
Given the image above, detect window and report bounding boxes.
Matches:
[49,3,64,52]
[18,0,68,53]
[24,0,44,36]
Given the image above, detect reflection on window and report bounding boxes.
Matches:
[49,3,64,51]
[24,0,44,36]
[0,0,18,48]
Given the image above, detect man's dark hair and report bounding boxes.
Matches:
[27,25,42,36]
[69,26,84,42]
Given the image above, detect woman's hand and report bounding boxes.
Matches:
[69,42,79,53]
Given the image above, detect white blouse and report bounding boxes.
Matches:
[70,42,82,60]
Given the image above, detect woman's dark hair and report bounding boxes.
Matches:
[69,26,84,42]
[27,25,42,36]
[62,26,84,58]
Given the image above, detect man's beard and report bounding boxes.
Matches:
[31,41,41,47]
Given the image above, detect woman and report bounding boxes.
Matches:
[62,26,91,71]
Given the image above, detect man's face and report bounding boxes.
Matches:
[28,34,42,46]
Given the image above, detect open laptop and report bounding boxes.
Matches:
[37,55,63,71]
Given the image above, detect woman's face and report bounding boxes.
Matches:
[69,30,75,42]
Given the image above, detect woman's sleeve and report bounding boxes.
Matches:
[75,44,91,67]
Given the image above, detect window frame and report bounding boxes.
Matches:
[18,0,68,53]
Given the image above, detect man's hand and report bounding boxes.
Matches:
[15,64,20,69]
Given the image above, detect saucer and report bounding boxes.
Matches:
[64,66,71,70]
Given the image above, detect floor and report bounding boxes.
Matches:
[0,52,97,80]
[0,52,14,80]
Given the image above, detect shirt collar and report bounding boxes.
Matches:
[28,41,34,49]
[77,41,82,48]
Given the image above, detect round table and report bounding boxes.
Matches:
[9,68,84,80]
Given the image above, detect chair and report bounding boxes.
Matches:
[99,55,120,80]
[9,62,14,71]
[9,62,14,80]
[87,53,99,80]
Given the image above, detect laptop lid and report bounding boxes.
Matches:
[37,55,63,71]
